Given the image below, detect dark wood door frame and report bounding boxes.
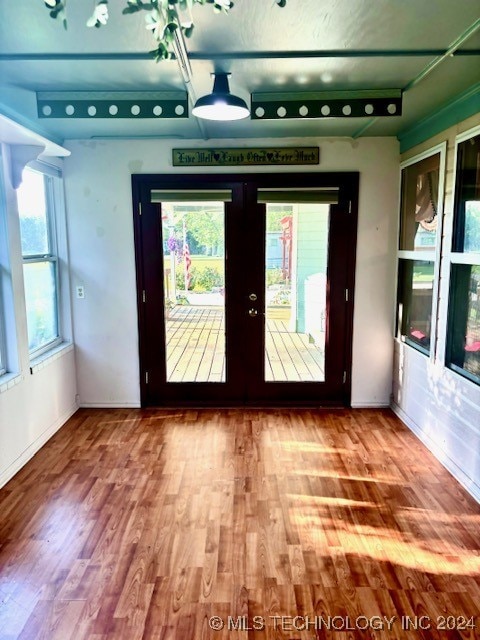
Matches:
[132,171,359,407]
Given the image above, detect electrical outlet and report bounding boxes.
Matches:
[76,285,85,299]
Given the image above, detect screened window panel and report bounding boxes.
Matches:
[399,153,440,252]
[448,265,480,382]
[23,261,59,353]
[452,134,480,253]
[464,200,480,253]
[447,132,480,385]
[17,170,50,256]
[397,259,434,353]
[17,167,61,357]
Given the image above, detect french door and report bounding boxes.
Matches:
[132,172,358,406]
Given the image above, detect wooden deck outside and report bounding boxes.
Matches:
[165,305,325,382]
[166,306,226,382]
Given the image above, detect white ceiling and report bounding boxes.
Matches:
[0,0,479,142]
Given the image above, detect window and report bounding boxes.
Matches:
[0,148,10,377]
[397,259,435,351]
[0,303,5,377]
[447,131,480,384]
[16,167,61,357]
[396,150,443,354]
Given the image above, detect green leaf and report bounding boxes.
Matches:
[150,41,173,61]
[49,1,65,19]
[44,0,282,60]
[123,0,152,10]
[182,23,194,38]
[49,4,67,27]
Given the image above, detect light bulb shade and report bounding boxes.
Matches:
[192,73,250,121]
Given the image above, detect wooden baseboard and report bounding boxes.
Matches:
[79,401,141,408]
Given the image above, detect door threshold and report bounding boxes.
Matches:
[142,402,349,410]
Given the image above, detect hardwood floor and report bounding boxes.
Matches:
[0,408,479,639]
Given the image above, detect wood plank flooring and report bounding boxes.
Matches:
[166,307,324,383]
[265,318,324,382]
[0,408,479,639]
[166,307,226,382]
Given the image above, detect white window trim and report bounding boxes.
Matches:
[20,165,64,360]
[0,146,13,378]
[450,253,480,266]
[0,267,5,376]
[0,307,6,377]
[454,123,480,146]
[0,372,23,395]
[29,341,73,374]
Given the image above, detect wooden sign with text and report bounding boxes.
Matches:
[172,147,319,167]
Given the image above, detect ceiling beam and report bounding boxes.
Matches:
[189,49,480,60]
[251,90,402,120]
[36,91,189,119]
[1,49,479,63]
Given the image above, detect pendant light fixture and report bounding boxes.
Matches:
[192,73,250,121]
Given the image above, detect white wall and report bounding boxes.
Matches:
[0,143,78,488]
[0,347,77,487]
[64,136,399,407]
[392,113,480,503]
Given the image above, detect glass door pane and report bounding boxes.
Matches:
[161,201,225,382]
[264,202,330,382]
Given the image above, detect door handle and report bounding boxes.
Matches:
[248,308,258,317]
[249,293,257,301]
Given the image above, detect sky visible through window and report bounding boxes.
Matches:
[16,169,49,256]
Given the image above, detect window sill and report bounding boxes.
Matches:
[395,336,430,358]
[30,342,74,374]
[447,362,480,388]
[0,372,23,395]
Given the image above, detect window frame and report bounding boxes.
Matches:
[0,297,6,377]
[0,150,9,377]
[19,166,63,360]
[396,142,446,357]
[445,125,480,385]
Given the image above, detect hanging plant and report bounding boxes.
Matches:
[167,235,180,253]
[43,0,288,61]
